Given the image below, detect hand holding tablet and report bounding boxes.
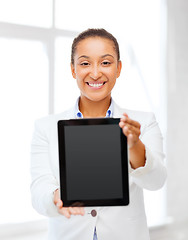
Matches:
[54,189,85,218]
[57,118,129,207]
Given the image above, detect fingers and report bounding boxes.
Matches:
[119,114,141,148]
[69,207,85,216]
[57,206,85,219]
[121,113,141,129]
[119,115,141,136]
[54,190,85,218]
[119,121,140,136]
[61,208,71,219]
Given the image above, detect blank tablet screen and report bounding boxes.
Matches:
[58,118,129,207]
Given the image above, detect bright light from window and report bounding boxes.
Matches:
[55,0,121,32]
[0,0,167,228]
[0,38,48,224]
[55,36,80,113]
[0,0,53,27]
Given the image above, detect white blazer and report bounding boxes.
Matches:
[30,100,167,240]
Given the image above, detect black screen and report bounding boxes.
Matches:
[64,124,123,200]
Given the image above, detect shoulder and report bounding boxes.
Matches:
[113,101,155,125]
[113,101,158,138]
[34,106,75,130]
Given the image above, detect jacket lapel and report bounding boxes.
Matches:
[113,101,124,118]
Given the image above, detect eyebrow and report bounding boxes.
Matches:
[78,55,89,59]
[78,54,115,59]
[101,54,114,59]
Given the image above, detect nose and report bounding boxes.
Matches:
[89,65,102,80]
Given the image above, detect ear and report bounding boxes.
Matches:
[71,63,76,79]
[117,60,122,78]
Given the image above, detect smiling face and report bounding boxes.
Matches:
[71,37,122,103]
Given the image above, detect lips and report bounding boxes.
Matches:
[86,82,106,88]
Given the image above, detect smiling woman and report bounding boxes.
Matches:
[30,28,167,240]
[0,0,167,238]
[69,29,122,118]
[71,35,122,117]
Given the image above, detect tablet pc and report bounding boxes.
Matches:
[58,118,129,207]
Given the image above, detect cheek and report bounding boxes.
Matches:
[105,68,118,80]
[76,68,88,80]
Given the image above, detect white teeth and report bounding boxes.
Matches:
[88,83,103,87]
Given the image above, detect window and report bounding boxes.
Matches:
[55,37,80,113]
[0,38,48,223]
[0,0,52,27]
[0,0,167,228]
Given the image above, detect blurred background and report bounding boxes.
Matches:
[0,0,187,239]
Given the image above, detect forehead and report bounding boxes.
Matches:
[75,37,116,57]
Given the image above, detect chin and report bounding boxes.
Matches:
[86,94,110,102]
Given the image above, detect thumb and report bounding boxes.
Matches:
[54,188,60,204]
[56,199,63,208]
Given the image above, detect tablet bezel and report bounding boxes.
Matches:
[58,118,129,207]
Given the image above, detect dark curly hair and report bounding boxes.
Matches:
[71,28,120,65]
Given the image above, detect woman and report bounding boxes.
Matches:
[30,28,167,240]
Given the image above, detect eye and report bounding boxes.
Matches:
[80,62,90,66]
[102,61,111,66]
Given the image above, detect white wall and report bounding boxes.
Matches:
[166,0,188,223]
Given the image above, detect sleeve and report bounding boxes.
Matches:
[30,118,60,217]
[129,113,167,191]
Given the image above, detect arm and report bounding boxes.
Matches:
[30,118,85,218]
[119,113,146,169]
[119,112,167,191]
[30,118,60,217]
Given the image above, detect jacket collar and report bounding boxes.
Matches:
[56,98,124,121]
[74,97,114,119]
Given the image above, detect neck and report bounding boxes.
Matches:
[79,95,111,118]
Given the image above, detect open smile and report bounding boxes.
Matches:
[86,82,106,88]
